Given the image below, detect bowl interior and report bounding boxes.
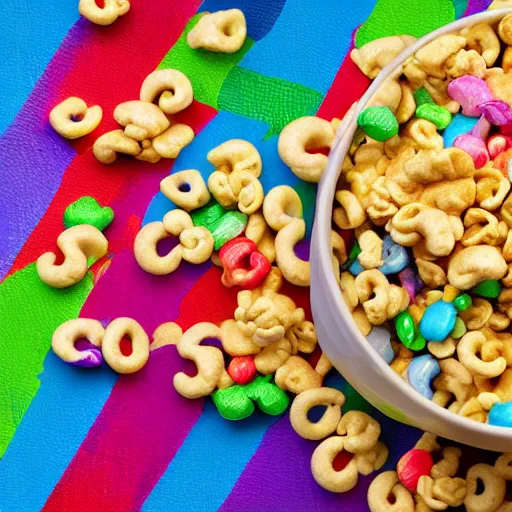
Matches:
[314,7,512,447]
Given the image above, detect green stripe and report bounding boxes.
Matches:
[355,0,455,48]
[218,66,323,137]
[0,264,93,457]
[158,14,254,109]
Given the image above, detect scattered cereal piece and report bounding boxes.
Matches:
[49,97,102,139]
[52,318,104,368]
[191,200,248,250]
[78,0,130,25]
[396,449,434,492]
[160,170,210,212]
[219,237,271,289]
[187,9,247,54]
[227,356,257,385]
[37,225,108,288]
[63,196,114,231]
[450,317,467,339]
[213,385,255,420]
[245,375,290,415]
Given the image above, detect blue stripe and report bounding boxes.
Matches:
[0,1,79,135]
[198,0,286,41]
[0,352,117,512]
[238,0,376,94]
[142,112,315,231]
[142,398,280,512]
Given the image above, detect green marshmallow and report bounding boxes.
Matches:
[408,332,427,352]
[416,103,452,130]
[211,211,248,250]
[453,294,472,312]
[191,200,248,250]
[357,106,399,142]
[63,196,114,231]
[212,386,254,421]
[395,311,416,347]
[450,317,467,339]
[212,375,290,420]
[413,87,434,107]
[245,375,290,416]
[472,280,502,299]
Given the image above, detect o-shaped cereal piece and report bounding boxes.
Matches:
[102,317,150,374]
[37,225,108,288]
[333,190,366,230]
[311,436,359,493]
[457,331,507,378]
[447,245,508,290]
[499,14,512,45]
[153,124,195,159]
[113,100,170,141]
[367,471,414,512]
[278,116,335,183]
[78,0,130,26]
[465,464,506,512]
[49,97,102,139]
[275,218,310,287]
[93,129,141,164]
[495,453,512,480]
[187,9,247,54]
[263,185,303,231]
[290,387,346,440]
[207,139,262,177]
[336,410,381,454]
[140,69,193,114]
[160,170,210,211]
[134,221,183,275]
[52,318,105,367]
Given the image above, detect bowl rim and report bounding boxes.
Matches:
[315,7,512,440]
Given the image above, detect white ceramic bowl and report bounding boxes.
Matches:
[311,8,512,451]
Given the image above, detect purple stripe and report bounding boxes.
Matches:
[219,414,420,512]
[463,0,492,16]
[0,20,92,278]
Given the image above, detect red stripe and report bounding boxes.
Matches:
[8,0,211,276]
[316,35,370,120]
